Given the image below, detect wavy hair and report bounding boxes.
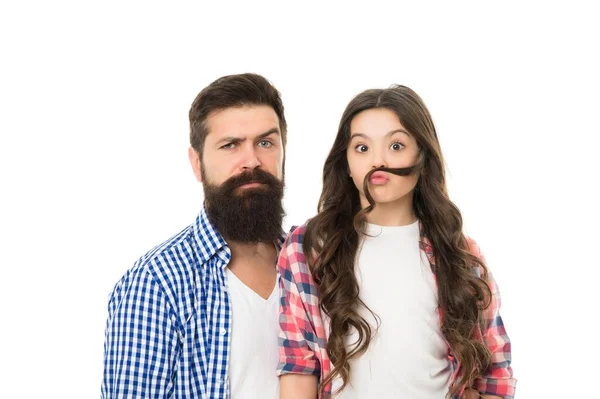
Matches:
[303,86,492,398]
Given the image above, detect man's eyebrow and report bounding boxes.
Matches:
[216,136,244,145]
[256,128,280,139]
[215,128,280,146]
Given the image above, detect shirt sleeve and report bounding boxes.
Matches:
[468,239,517,399]
[277,228,321,376]
[102,264,181,399]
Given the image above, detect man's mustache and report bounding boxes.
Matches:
[221,169,282,193]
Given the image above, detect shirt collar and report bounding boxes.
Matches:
[193,205,228,265]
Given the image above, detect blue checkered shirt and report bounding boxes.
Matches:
[102,206,286,398]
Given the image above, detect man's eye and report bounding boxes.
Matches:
[258,140,273,148]
[221,143,236,149]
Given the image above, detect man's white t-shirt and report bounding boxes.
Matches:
[336,221,452,398]
[226,268,280,398]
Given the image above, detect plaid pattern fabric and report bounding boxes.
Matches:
[102,206,286,399]
[277,224,516,399]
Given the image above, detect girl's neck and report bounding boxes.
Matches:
[363,196,417,226]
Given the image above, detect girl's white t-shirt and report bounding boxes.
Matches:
[336,221,452,398]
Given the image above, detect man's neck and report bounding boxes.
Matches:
[226,240,278,299]
[227,241,277,270]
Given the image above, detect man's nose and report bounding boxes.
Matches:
[241,145,261,171]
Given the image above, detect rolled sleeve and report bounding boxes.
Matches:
[469,239,517,398]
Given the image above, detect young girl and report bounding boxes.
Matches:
[276,86,516,399]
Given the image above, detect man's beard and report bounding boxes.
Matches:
[203,168,285,243]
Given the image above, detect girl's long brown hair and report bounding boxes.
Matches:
[304,86,492,398]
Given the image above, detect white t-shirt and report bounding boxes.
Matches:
[226,268,280,399]
[336,221,452,398]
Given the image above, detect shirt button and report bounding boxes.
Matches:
[218,378,225,385]
[220,327,227,335]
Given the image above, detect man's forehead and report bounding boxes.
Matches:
[206,105,280,139]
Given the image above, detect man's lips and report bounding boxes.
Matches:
[237,182,265,189]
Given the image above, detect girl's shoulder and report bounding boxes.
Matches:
[279,220,311,273]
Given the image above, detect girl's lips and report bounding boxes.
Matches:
[369,172,390,185]
[369,177,389,185]
[369,171,389,185]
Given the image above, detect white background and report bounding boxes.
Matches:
[1,1,598,398]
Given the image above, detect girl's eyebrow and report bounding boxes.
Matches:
[350,129,410,140]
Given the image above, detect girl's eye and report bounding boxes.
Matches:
[390,142,405,151]
[355,144,368,153]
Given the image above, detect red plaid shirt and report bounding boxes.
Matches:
[277,224,516,398]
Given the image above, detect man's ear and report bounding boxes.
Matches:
[188,147,203,183]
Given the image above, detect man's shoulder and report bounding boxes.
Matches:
[109,222,199,312]
[138,223,197,274]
